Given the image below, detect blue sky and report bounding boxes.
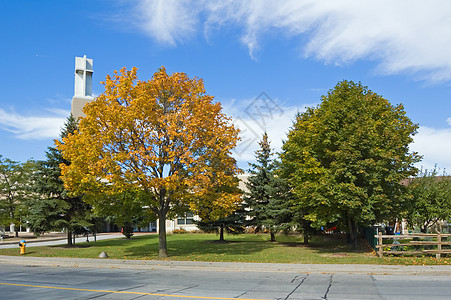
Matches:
[0,0,450,172]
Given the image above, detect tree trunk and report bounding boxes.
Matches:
[123,223,133,238]
[346,233,352,243]
[347,217,357,250]
[270,229,276,242]
[67,230,72,246]
[303,233,309,245]
[301,219,310,245]
[15,228,19,238]
[219,224,224,241]
[158,214,168,258]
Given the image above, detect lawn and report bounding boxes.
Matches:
[0,233,449,265]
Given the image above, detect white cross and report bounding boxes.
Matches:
[74,55,93,98]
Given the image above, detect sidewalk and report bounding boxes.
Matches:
[0,255,450,276]
[0,232,126,249]
[1,231,154,244]
[1,232,68,244]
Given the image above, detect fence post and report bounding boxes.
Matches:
[378,232,383,258]
[436,232,441,260]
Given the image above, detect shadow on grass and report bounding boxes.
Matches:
[277,234,372,254]
[122,234,278,259]
[121,233,372,259]
[58,244,91,248]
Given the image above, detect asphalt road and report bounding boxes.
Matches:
[0,263,450,300]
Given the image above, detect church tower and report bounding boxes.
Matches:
[71,55,93,119]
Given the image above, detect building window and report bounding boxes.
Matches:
[177,213,194,225]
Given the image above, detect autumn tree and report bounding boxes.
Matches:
[58,67,241,257]
[0,157,35,237]
[405,167,451,233]
[195,174,245,242]
[245,132,292,242]
[28,116,93,245]
[281,81,421,249]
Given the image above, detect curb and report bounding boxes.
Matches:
[1,256,450,276]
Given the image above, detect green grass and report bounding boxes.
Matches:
[0,233,449,265]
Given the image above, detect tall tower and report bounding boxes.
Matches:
[71,55,94,119]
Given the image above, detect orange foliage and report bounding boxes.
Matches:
[57,67,241,255]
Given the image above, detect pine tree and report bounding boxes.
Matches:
[28,115,93,245]
[265,160,293,238]
[245,132,292,242]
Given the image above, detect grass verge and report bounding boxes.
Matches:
[0,233,449,265]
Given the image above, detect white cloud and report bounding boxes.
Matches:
[131,0,200,45]
[447,117,451,126]
[0,108,68,140]
[411,126,451,173]
[128,0,451,82]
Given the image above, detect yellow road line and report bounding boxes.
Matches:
[0,282,268,300]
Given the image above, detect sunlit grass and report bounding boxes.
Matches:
[0,233,449,265]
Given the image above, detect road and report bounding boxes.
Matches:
[0,262,450,299]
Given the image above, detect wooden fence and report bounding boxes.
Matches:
[375,232,451,259]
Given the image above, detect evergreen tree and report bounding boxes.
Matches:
[266,161,294,237]
[28,115,93,245]
[245,132,292,242]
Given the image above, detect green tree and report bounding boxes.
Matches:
[84,189,156,238]
[28,115,93,245]
[246,132,292,242]
[0,157,35,237]
[281,81,421,249]
[405,167,451,233]
[57,67,241,257]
